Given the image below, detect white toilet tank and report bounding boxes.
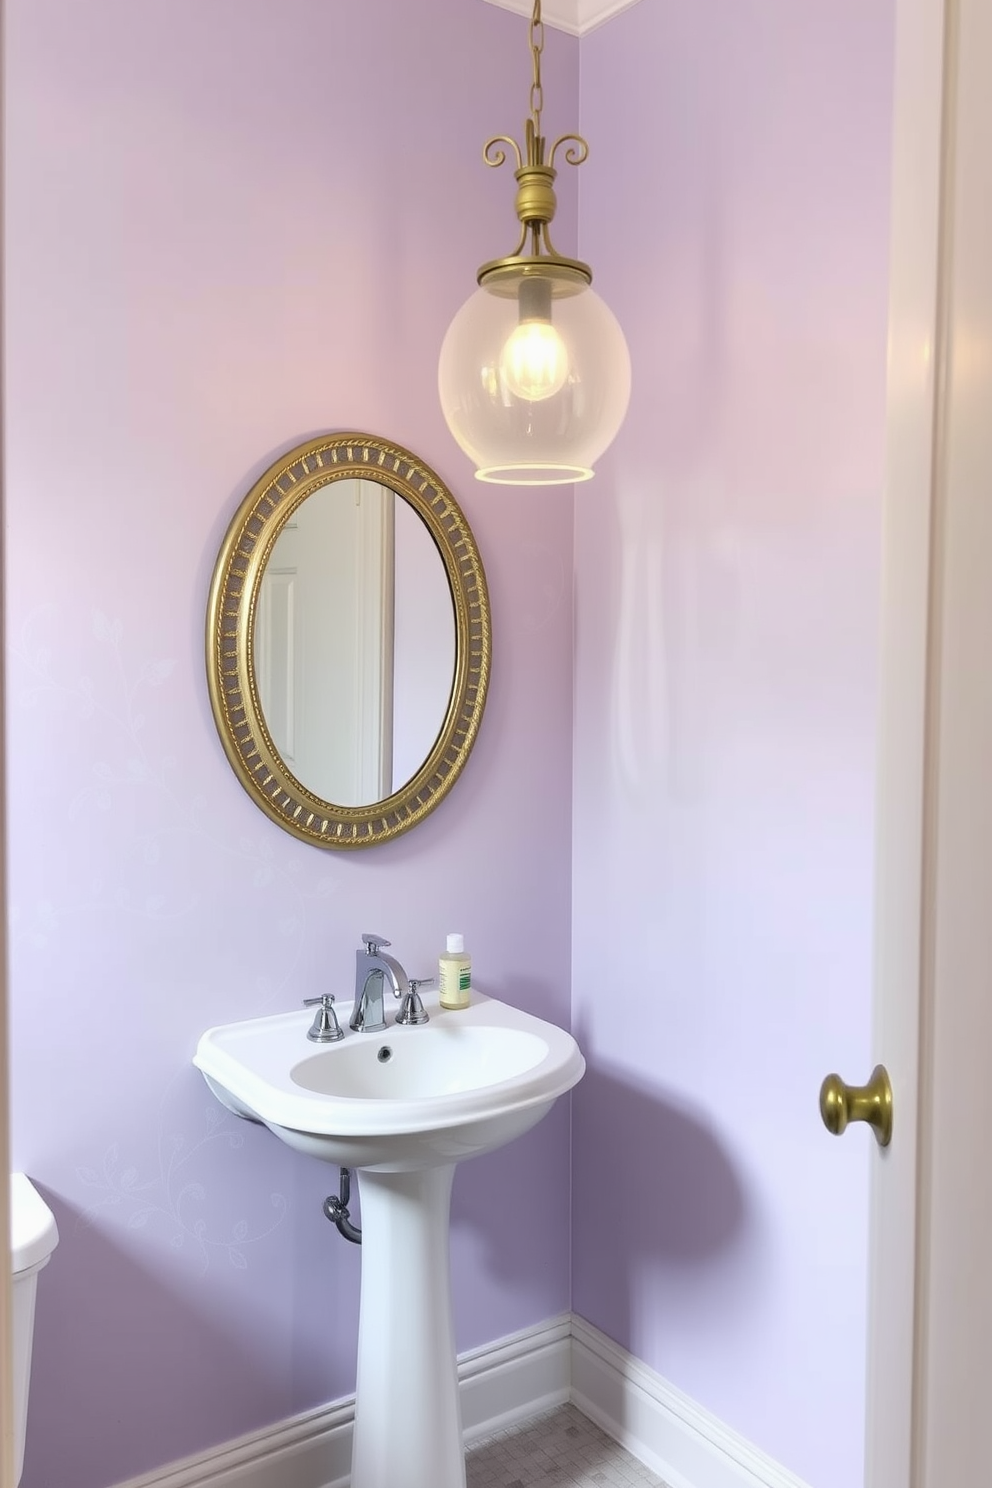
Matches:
[10,1174,58,1486]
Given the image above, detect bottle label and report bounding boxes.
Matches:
[439,959,471,1006]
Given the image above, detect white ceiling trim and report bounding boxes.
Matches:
[481,0,645,39]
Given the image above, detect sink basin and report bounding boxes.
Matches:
[194,989,584,1171]
[195,987,584,1488]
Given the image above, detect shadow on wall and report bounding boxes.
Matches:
[571,1049,750,1362]
[444,976,575,1347]
[448,1096,573,1330]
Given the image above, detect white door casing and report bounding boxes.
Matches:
[867,0,992,1484]
[910,0,992,1479]
[862,0,947,1483]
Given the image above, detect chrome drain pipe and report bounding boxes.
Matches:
[323,1166,362,1245]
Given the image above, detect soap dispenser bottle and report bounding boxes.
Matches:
[439,933,471,1010]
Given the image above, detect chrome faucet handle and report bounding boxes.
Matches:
[396,977,433,1027]
[304,994,345,1043]
[361,933,390,955]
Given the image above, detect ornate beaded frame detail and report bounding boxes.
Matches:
[206,433,491,848]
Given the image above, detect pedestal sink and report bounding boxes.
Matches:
[194,990,584,1488]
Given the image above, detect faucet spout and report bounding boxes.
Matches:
[350,934,410,1033]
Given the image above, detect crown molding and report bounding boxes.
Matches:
[481,0,645,39]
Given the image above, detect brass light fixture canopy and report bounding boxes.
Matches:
[475,116,593,291]
[438,0,630,486]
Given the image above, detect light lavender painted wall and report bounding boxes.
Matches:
[4,3,576,1485]
[572,5,894,1487]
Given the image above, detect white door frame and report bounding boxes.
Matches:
[867,0,992,1484]
[904,0,992,1479]
[863,0,947,1482]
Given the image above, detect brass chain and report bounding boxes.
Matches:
[529,0,544,138]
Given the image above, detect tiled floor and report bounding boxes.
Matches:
[465,1403,671,1488]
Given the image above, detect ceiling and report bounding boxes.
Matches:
[481,0,644,39]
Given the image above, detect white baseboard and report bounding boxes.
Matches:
[106,1315,571,1488]
[571,1316,813,1488]
[107,1312,807,1488]
[460,1312,572,1442]
[105,1393,352,1488]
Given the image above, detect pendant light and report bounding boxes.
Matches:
[438,0,631,486]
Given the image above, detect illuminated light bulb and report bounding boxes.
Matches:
[499,316,568,401]
[499,276,568,402]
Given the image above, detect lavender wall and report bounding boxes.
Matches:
[571,4,894,1486]
[4,3,577,1485]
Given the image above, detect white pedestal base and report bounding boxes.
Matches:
[350,1164,465,1488]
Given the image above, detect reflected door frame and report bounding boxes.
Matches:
[255,479,395,806]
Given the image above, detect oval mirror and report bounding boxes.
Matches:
[206,433,491,848]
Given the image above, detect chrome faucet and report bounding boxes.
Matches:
[350,934,410,1033]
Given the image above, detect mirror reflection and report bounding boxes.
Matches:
[254,478,456,808]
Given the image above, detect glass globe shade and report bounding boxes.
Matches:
[438,270,631,485]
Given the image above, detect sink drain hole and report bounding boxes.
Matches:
[377,1046,393,1063]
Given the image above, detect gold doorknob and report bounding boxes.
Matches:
[819,1064,893,1147]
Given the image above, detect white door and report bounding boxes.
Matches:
[850,0,991,1483]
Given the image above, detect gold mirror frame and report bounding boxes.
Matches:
[206,433,491,848]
